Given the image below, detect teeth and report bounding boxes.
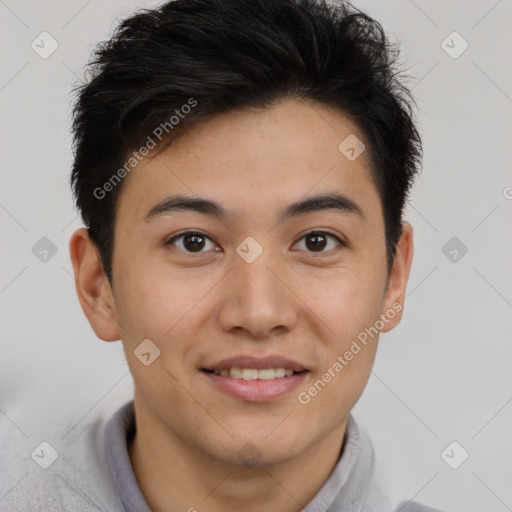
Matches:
[212,367,298,379]
[230,368,242,379]
[258,368,276,380]
[241,368,258,380]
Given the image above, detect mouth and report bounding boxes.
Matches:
[200,355,310,402]
[201,367,306,379]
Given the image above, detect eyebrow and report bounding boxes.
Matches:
[143,192,364,223]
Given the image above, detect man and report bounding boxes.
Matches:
[1,0,444,510]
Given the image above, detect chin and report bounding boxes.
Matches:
[220,424,310,464]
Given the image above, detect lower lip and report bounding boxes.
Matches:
[201,371,309,402]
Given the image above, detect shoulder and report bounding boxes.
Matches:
[394,500,447,512]
[0,409,125,511]
[349,418,446,512]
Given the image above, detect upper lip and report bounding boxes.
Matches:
[202,355,309,372]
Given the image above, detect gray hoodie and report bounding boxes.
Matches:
[0,401,444,512]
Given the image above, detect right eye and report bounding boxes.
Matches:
[165,231,220,254]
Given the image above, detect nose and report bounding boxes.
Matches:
[217,251,299,339]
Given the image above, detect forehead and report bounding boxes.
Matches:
[116,98,381,223]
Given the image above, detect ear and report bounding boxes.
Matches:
[380,222,414,333]
[69,228,121,341]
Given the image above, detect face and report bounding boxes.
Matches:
[70,98,413,468]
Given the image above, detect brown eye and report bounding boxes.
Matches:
[293,231,344,253]
[166,231,218,253]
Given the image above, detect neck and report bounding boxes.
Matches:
[128,400,346,512]
[128,391,347,512]
[128,399,347,512]
[129,423,345,512]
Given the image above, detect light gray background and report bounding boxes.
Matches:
[1,1,511,511]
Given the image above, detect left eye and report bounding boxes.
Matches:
[293,231,344,253]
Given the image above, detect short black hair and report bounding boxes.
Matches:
[70,0,422,284]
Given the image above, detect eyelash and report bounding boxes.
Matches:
[165,230,345,255]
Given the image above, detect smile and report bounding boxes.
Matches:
[201,368,309,402]
[207,367,299,379]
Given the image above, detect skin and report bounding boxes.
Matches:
[70,97,413,512]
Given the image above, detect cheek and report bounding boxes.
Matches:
[297,275,383,419]
[113,264,200,399]
[114,257,206,338]
[306,266,386,340]
[112,259,222,386]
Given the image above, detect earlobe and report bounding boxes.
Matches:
[380,222,414,333]
[69,228,121,341]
